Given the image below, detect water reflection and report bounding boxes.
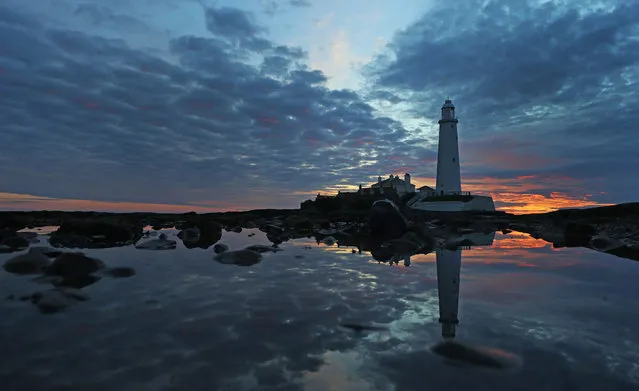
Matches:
[435,232,494,339]
[1,228,639,390]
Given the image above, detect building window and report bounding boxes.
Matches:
[452,158,456,162]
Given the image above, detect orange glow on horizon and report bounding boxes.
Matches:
[0,192,244,213]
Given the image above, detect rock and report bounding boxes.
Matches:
[369,200,407,240]
[590,235,626,252]
[231,226,242,233]
[245,244,282,253]
[213,243,229,253]
[564,222,598,247]
[214,250,262,267]
[50,220,142,248]
[266,232,287,245]
[45,252,106,277]
[181,220,222,249]
[431,340,521,370]
[0,235,29,250]
[284,215,313,230]
[3,249,52,275]
[102,267,136,278]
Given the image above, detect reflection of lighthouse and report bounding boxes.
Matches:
[436,248,462,339]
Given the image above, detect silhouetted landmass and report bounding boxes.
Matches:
[0,202,637,261]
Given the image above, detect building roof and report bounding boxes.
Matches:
[418,185,435,191]
[372,176,407,188]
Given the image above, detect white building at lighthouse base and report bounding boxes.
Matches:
[408,194,495,212]
[407,98,495,213]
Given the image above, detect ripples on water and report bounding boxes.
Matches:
[1,229,639,391]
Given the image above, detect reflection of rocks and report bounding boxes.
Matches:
[50,220,143,248]
[214,249,262,267]
[3,248,52,274]
[3,249,136,314]
[135,233,177,250]
[213,243,229,253]
[30,287,90,314]
[431,340,521,370]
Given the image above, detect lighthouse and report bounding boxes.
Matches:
[435,98,462,195]
[436,248,462,339]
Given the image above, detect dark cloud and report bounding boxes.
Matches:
[367,0,639,204]
[0,3,421,209]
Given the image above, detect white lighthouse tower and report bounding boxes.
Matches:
[436,248,462,339]
[435,98,462,195]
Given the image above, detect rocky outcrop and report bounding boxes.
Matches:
[49,220,143,248]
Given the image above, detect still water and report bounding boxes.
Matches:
[1,228,639,391]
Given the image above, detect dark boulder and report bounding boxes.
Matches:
[3,250,52,275]
[564,222,598,247]
[45,252,106,277]
[369,200,407,241]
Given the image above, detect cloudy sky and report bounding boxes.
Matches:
[0,0,637,214]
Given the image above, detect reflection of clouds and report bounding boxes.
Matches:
[1,227,638,389]
[303,350,377,391]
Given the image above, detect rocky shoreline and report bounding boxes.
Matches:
[0,202,637,262]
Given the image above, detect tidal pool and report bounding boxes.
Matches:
[1,229,638,391]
